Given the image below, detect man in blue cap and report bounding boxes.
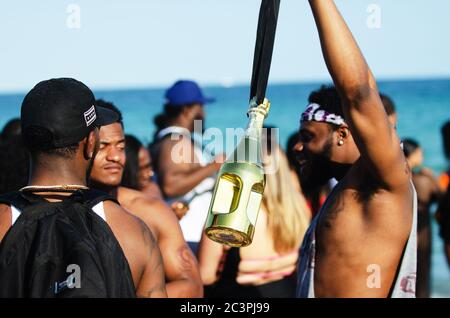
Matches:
[151,80,224,256]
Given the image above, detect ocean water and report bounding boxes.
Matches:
[1,78,449,297]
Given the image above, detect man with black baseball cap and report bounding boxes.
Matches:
[21,77,118,151]
[0,78,167,297]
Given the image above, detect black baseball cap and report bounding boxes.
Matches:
[21,78,119,150]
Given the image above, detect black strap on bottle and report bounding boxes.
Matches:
[249,0,280,105]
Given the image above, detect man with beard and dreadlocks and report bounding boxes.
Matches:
[295,0,417,298]
[150,80,225,256]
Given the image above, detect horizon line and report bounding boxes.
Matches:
[1,75,449,96]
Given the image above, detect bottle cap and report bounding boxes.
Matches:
[248,97,270,118]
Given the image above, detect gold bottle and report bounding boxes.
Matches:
[204,97,270,247]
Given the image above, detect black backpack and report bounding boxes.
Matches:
[0,189,136,298]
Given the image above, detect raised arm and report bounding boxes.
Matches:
[309,0,409,190]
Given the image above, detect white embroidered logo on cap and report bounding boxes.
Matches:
[84,105,97,127]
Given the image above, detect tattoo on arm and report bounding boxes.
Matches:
[178,245,197,273]
[137,219,167,297]
[163,244,202,297]
[139,218,156,253]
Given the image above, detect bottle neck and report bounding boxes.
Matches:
[245,110,265,138]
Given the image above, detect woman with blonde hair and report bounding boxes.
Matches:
[199,127,311,297]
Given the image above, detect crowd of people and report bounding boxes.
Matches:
[0,0,449,298]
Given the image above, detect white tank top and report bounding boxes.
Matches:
[156,126,216,243]
[10,201,106,226]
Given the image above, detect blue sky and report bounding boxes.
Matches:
[0,0,449,93]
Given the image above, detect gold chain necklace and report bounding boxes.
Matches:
[20,184,89,193]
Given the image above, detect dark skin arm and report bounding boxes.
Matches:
[414,170,442,209]
[134,218,168,298]
[133,197,203,297]
[103,201,167,298]
[198,232,224,285]
[421,168,444,200]
[309,0,410,191]
[158,136,222,198]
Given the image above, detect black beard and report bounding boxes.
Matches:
[299,138,334,192]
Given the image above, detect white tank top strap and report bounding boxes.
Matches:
[10,201,107,225]
[10,205,21,226]
[91,201,106,221]
[157,126,210,167]
[156,126,190,140]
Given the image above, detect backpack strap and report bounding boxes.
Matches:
[0,192,20,206]
[0,191,41,211]
[75,189,119,208]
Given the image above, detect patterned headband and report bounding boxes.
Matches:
[300,103,346,126]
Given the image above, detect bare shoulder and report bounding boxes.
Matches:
[103,200,155,247]
[118,186,175,241]
[120,187,174,218]
[103,200,142,226]
[119,187,158,216]
[0,203,11,218]
[118,187,144,205]
[122,189,181,239]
